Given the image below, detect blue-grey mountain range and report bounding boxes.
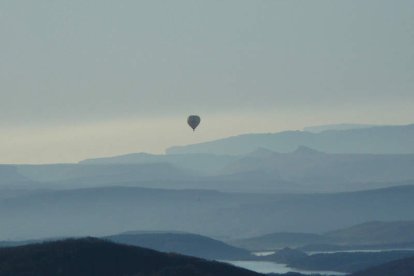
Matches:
[167,124,414,155]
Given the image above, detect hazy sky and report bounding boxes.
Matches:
[1,0,413,163]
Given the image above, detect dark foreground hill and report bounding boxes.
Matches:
[352,256,414,276]
[274,250,414,273]
[107,232,252,260]
[0,238,261,276]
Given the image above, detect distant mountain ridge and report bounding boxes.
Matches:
[303,123,377,133]
[231,232,328,251]
[2,185,414,240]
[220,146,414,191]
[0,123,412,194]
[0,166,35,189]
[80,152,237,174]
[326,221,414,246]
[71,144,414,193]
[167,124,414,155]
[0,163,195,190]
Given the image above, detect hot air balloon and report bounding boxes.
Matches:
[187,115,201,131]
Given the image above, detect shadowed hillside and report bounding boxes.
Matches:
[268,250,414,273]
[352,256,414,276]
[107,232,252,260]
[231,232,328,251]
[233,220,414,251]
[0,238,262,276]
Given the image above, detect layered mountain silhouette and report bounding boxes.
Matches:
[303,124,377,133]
[1,124,414,275]
[220,146,414,191]
[233,220,414,251]
[80,152,237,175]
[2,124,413,194]
[325,221,414,246]
[167,124,414,155]
[7,147,412,193]
[16,163,193,184]
[1,185,414,240]
[231,232,328,251]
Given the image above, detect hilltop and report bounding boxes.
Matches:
[0,238,261,276]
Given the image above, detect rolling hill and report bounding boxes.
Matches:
[272,249,414,273]
[231,232,328,251]
[352,255,414,276]
[0,238,261,276]
[234,220,414,251]
[107,232,252,260]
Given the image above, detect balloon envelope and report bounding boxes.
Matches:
[187,115,201,131]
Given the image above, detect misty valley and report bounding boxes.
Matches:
[1,124,414,275]
[2,0,414,274]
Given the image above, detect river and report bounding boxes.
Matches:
[222,260,347,275]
